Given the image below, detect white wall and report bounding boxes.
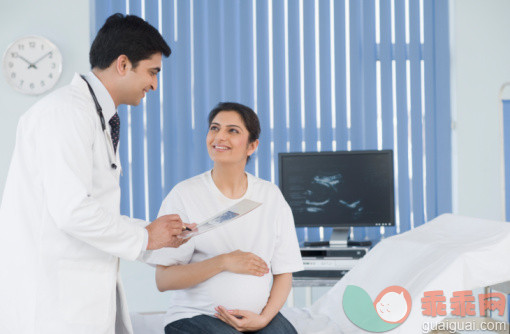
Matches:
[450,0,510,221]
[0,0,91,193]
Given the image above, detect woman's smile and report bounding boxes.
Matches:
[212,144,231,152]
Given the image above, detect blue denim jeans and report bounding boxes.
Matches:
[164,312,297,334]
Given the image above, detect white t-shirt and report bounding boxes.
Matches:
[144,170,304,325]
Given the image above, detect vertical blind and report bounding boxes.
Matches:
[93,0,451,243]
[503,100,510,221]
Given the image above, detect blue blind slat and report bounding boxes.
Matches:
[255,0,271,182]
[286,0,305,241]
[239,0,255,109]
[178,0,194,181]
[302,0,320,242]
[333,0,348,151]
[128,0,147,221]
[233,1,243,100]
[119,106,131,217]
[349,0,366,242]
[318,0,333,153]
[95,0,450,245]
[409,0,425,228]
[423,0,437,222]
[146,95,163,222]
[162,0,189,193]
[192,0,211,179]
[145,5,163,221]
[361,0,378,150]
[380,0,394,150]
[239,0,257,176]
[287,0,303,154]
[161,0,176,196]
[93,1,111,35]
[272,0,288,182]
[130,105,146,221]
[433,0,452,215]
[348,0,364,152]
[394,0,411,234]
[303,0,318,153]
[378,0,396,236]
[96,2,132,217]
[503,100,510,221]
[317,0,334,242]
[361,0,381,242]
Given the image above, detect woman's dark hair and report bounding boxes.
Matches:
[208,102,261,162]
[90,13,171,69]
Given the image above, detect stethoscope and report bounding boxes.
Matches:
[81,75,118,170]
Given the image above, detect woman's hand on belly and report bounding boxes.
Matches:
[220,250,269,277]
[214,306,270,332]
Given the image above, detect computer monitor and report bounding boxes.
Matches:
[278,150,395,246]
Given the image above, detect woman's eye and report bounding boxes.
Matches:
[229,129,239,133]
[210,126,219,131]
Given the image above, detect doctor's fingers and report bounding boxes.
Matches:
[183,222,197,230]
[158,214,183,225]
[168,236,189,248]
[160,219,186,235]
[165,224,185,237]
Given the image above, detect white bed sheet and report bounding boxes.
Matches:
[132,214,510,334]
[283,214,510,333]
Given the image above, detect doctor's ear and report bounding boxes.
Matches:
[115,55,132,76]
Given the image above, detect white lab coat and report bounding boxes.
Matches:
[0,73,148,334]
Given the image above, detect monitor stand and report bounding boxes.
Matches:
[329,227,350,247]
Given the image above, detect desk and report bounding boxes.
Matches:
[292,278,340,287]
[288,277,342,308]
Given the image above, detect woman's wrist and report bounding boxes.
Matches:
[259,311,275,326]
[216,253,228,272]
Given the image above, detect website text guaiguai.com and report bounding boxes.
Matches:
[422,320,506,333]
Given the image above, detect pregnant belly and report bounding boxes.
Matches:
[204,271,272,314]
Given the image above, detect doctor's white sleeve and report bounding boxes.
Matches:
[38,104,146,261]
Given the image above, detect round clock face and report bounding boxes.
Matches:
[2,36,63,95]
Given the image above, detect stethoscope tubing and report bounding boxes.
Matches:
[80,75,118,170]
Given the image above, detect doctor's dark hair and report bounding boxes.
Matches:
[208,102,260,163]
[89,13,171,69]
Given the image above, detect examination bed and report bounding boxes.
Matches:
[132,214,510,333]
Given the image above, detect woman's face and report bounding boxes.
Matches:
[206,111,258,165]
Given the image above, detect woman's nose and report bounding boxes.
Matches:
[217,129,229,140]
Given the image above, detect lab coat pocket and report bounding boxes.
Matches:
[58,260,113,325]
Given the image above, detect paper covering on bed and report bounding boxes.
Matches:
[282,214,510,333]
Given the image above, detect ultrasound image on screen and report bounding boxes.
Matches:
[280,152,394,227]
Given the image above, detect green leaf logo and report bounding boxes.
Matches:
[343,285,412,332]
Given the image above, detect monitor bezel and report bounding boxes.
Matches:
[278,150,396,228]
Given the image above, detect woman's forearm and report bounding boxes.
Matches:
[156,255,226,291]
[260,273,293,322]
[156,250,269,291]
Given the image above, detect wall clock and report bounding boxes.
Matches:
[2,36,63,95]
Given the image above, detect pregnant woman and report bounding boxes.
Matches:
[146,102,303,333]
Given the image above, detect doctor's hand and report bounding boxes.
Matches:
[145,215,192,250]
[220,250,269,276]
[214,306,270,332]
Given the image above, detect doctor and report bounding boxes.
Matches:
[0,14,190,334]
